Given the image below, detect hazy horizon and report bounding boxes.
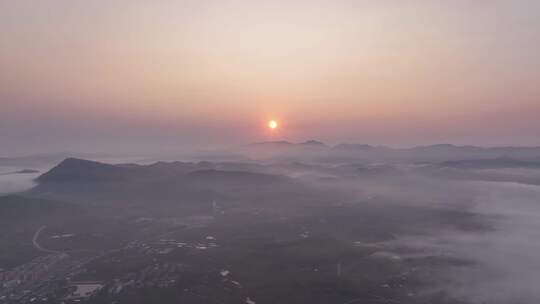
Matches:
[2,0,540,153]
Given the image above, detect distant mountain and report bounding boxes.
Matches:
[37,158,199,183]
[249,141,294,147]
[440,157,540,169]
[250,140,328,148]
[245,141,540,162]
[333,144,375,151]
[37,158,288,186]
[331,144,540,162]
[30,158,293,208]
[37,158,132,182]
[299,140,328,147]
[401,145,540,161]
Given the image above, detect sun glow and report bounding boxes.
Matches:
[268,120,278,130]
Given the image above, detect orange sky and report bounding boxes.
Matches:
[1,0,539,153]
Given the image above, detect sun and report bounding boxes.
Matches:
[268,120,278,130]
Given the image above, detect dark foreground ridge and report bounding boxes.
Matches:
[36,157,289,185]
[37,158,130,182]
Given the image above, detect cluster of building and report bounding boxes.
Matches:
[64,281,104,302]
[105,262,183,296]
[0,253,67,303]
[122,237,219,256]
[0,253,67,292]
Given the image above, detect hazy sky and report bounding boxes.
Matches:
[1,0,539,154]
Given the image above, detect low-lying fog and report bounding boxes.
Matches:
[423,181,540,303]
[0,166,40,194]
[339,175,540,303]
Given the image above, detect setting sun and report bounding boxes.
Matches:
[268,120,278,130]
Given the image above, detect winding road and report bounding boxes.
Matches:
[32,225,63,254]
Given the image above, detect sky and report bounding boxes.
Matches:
[1,0,540,154]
